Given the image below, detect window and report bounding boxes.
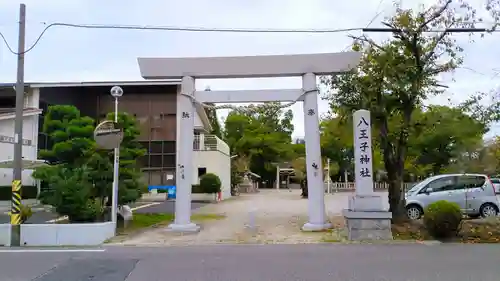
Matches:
[490,178,500,184]
[150,155,162,167]
[163,141,175,153]
[162,155,175,167]
[456,175,485,189]
[149,141,162,154]
[198,167,207,178]
[137,155,149,167]
[422,176,456,193]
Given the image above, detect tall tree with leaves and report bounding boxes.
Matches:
[34,105,107,221]
[105,112,147,205]
[324,1,499,220]
[34,105,146,221]
[223,103,294,187]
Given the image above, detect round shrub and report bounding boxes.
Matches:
[199,173,221,194]
[423,200,462,239]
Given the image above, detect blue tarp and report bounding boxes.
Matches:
[148,185,176,199]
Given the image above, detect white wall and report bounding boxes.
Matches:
[0,114,39,186]
[20,222,116,246]
[0,115,39,161]
[193,150,231,200]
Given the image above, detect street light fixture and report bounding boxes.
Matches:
[110,86,123,224]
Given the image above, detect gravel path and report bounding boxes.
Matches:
[114,190,391,246]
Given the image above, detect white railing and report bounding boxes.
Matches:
[324,182,416,193]
[193,134,230,155]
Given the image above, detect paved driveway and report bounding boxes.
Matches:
[116,189,389,246]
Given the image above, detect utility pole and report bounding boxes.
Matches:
[11,3,26,247]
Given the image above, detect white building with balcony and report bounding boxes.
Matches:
[192,134,231,200]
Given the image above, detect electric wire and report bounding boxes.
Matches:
[0,21,496,56]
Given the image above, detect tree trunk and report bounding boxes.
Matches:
[378,115,407,222]
[387,174,406,222]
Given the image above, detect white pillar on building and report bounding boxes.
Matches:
[199,133,205,150]
[167,76,200,232]
[301,73,331,231]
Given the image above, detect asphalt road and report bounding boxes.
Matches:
[1,244,499,281]
[0,200,207,224]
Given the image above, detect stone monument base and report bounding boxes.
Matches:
[166,222,201,233]
[342,194,393,241]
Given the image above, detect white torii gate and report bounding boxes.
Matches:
[137,52,361,232]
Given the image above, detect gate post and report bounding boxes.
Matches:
[167,76,200,232]
[301,73,331,231]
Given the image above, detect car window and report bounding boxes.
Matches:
[422,176,456,193]
[456,175,485,189]
[490,178,500,184]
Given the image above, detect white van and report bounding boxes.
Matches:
[405,174,499,220]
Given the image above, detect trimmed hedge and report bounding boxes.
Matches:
[0,185,38,200]
[192,184,204,194]
[423,200,463,239]
[199,173,221,194]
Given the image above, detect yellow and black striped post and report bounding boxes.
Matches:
[10,180,22,225]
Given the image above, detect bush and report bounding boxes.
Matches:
[7,204,33,224]
[192,184,203,193]
[20,204,33,223]
[423,200,462,239]
[0,186,38,200]
[199,173,221,194]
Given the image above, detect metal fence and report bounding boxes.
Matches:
[193,134,230,155]
[324,182,416,193]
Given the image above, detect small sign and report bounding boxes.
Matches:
[94,121,123,150]
[0,135,31,146]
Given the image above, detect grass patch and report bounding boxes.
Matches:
[116,213,225,235]
[191,213,226,221]
[392,217,500,243]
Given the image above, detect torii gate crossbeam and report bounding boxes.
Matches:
[137,52,361,232]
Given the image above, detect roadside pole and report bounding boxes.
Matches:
[11,3,26,247]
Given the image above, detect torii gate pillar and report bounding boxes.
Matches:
[138,52,361,232]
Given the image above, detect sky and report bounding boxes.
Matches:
[0,0,499,139]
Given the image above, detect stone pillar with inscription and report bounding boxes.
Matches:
[342,109,392,240]
[166,76,200,232]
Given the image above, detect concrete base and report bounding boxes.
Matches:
[343,210,393,241]
[301,222,332,232]
[348,194,385,211]
[166,222,200,233]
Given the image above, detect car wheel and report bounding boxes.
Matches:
[406,205,422,220]
[480,203,499,218]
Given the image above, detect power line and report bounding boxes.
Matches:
[0,22,497,56]
[0,22,364,55]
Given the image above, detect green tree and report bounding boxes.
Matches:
[223,103,294,187]
[324,1,498,220]
[409,106,486,175]
[34,105,146,221]
[106,112,147,205]
[35,105,98,207]
[38,105,95,165]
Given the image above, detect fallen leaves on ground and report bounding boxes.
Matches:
[392,217,500,243]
